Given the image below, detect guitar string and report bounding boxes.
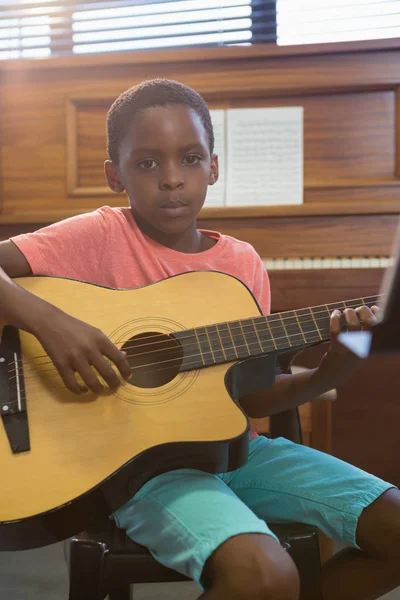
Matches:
[4,296,380,375]
[7,324,344,387]
[5,304,369,380]
[11,331,331,396]
[4,309,377,382]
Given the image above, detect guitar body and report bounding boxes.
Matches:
[0,271,264,550]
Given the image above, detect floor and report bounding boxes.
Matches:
[1,542,400,600]
[0,542,199,600]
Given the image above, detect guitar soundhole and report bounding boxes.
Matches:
[121,331,183,389]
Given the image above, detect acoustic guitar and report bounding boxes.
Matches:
[0,271,378,550]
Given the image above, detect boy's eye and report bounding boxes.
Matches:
[138,159,158,170]
[183,154,201,165]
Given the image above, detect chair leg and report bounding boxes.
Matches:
[68,538,108,600]
[293,531,323,600]
[108,584,132,600]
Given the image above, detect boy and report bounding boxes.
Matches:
[0,79,399,600]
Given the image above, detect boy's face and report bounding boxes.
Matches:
[105,104,218,236]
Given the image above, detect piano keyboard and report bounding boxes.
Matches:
[263,256,393,270]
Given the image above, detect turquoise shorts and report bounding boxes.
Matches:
[113,436,395,589]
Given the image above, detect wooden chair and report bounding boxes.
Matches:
[67,356,327,600]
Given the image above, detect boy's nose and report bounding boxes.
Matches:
[159,168,184,191]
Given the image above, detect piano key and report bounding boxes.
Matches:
[262,256,393,270]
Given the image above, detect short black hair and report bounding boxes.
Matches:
[106,78,214,164]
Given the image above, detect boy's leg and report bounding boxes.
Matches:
[112,468,300,600]
[321,487,400,600]
[222,436,399,600]
[199,533,299,600]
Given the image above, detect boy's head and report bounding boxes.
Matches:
[105,79,218,239]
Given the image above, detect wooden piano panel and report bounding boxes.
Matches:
[199,214,399,259]
[269,268,385,313]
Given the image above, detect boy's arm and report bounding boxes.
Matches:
[0,240,43,331]
[241,305,380,418]
[0,240,32,278]
[241,368,324,418]
[0,240,131,393]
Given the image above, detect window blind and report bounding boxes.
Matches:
[277,0,400,46]
[0,0,277,60]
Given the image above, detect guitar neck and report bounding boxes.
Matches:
[175,295,381,371]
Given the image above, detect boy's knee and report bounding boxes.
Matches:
[230,563,299,600]
[204,533,300,600]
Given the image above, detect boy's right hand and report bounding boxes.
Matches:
[33,306,132,394]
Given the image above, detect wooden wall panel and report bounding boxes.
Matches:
[235,91,396,182]
[72,90,396,199]
[0,40,400,223]
[77,103,110,190]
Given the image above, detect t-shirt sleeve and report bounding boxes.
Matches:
[251,253,271,316]
[10,209,108,282]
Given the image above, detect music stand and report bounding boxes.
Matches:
[338,217,400,358]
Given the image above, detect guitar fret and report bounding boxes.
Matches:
[241,318,265,356]
[293,310,307,345]
[280,310,306,347]
[253,317,278,353]
[320,305,332,336]
[219,323,239,361]
[228,322,241,358]
[251,317,264,353]
[323,304,332,329]
[264,316,290,351]
[294,308,321,344]
[195,327,216,366]
[264,318,278,350]
[309,307,323,341]
[205,325,226,364]
[279,314,292,347]
[239,320,251,354]
[194,328,206,366]
[215,324,227,360]
[204,326,216,363]
[230,321,251,359]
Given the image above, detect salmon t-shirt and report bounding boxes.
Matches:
[11,206,271,439]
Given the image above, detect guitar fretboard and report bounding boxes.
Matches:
[174,295,380,372]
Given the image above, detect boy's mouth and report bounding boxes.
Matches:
[159,199,190,217]
[160,200,186,208]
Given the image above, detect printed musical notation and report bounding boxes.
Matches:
[205,107,303,208]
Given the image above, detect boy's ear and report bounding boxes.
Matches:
[208,154,219,186]
[104,160,125,193]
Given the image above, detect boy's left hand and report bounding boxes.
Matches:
[316,305,381,388]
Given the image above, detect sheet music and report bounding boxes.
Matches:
[226,107,303,206]
[204,109,226,207]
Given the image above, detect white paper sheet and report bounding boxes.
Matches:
[226,107,303,207]
[203,107,303,208]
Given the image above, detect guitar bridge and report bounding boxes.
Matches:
[0,326,30,454]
